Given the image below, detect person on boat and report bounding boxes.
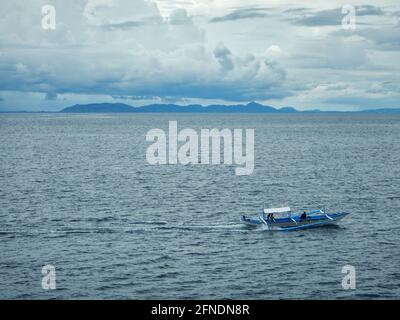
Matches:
[300,211,307,220]
[267,213,275,221]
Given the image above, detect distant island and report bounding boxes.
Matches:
[1,102,399,113]
[59,102,400,114]
[60,102,299,113]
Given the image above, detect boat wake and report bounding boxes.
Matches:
[0,220,247,238]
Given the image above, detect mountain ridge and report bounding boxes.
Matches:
[60,102,302,113]
[59,102,400,113]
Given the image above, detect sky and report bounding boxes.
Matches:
[0,0,399,111]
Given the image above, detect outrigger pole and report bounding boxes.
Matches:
[325,214,334,220]
[290,216,298,224]
[259,215,270,230]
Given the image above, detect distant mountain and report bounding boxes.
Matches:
[61,103,135,113]
[358,108,400,114]
[60,102,299,113]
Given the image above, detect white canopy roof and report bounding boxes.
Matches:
[264,207,291,214]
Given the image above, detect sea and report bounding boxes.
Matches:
[0,113,399,299]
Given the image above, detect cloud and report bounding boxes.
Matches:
[323,94,400,109]
[84,0,161,26]
[340,27,400,50]
[168,8,192,25]
[210,8,269,23]
[0,0,289,105]
[101,20,147,30]
[213,43,234,72]
[1,0,399,111]
[356,5,386,16]
[45,92,58,101]
[290,5,385,27]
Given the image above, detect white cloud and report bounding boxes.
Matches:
[0,0,289,109]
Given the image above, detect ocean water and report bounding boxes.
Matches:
[0,113,399,299]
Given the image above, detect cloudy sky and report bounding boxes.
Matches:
[0,0,399,111]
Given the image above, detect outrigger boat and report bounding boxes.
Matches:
[240,206,350,231]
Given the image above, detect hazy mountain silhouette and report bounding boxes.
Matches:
[60,103,136,113]
[60,102,300,113]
